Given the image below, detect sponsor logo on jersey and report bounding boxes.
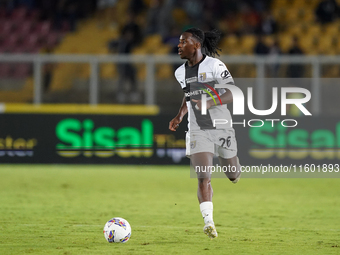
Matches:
[186,76,198,84]
[185,90,205,98]
[221,70,231,79]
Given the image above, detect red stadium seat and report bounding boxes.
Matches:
[0,45,13,53]
[16,21,34,36]
[22,33,41,48]
[12,63,32,78]
[2,34,21,49]
[26,46,40,53]
[0,8,7,19]
[0,20,15,35]
[43,32,60,48]
[11,7,28,21]
[27,9,40,22]
[34,21,51,36]
[0,63,13,78]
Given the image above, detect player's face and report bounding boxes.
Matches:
[178,32,197,59]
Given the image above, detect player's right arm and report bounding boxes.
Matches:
[169,96,188,131]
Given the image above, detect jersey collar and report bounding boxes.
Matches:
[185,54,206,68]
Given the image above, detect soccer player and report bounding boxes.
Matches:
[169,28,241,239]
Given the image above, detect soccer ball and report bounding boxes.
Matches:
[103,217,131,243]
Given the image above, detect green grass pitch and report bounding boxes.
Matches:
[0,165,339,255]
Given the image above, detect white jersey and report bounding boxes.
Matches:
[175,55,234,131]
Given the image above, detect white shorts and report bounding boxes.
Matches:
[186,129,237,159]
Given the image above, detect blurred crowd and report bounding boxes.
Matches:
[0,0,97,31]
[1,0,339,43]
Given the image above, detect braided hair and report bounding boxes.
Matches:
[185,28,222,57]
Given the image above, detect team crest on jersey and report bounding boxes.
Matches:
[190,141,196,149]
[199,72,206,81]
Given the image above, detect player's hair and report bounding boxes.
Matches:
[185,27,221,57]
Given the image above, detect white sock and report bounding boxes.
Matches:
[200,201,213,224]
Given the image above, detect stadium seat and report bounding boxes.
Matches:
[0,8,7,19]
[285,8,302,23]
[12,45,28,53]
[15,20,34,36]
[291,0,307,8]
[12,63,32,78]
[26,9,40,22]
[321,64,339,77]
[100,63,116,79]
[286,23,306,35]
[271,0,290,9]
[10,7,28,21]
[300,10,315,23]
[318,36,335,53]
[43,32,61,48]
[272,8,287,23]
[240,35,256,53]
[299,35,319,54]
[324,22,340,36]
[33,21,51,36]
[220,35,239,54]
[172,8,188,27]
[277,33,292,52]
[0,20,15,35]
[26,46,41,53]
[143,35,163,53]
[154,45,171,55]
[2,34,21,49]
[306,24,322,36]
[0,44,13,53]
[22,33,40,49]
[0,63,12,78]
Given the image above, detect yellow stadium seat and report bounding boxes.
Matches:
[154,45,171,55]
[306,24,322,36]
[240,35,256,52]
[286,24,304,36]
[324,23,340,37]
[272,8,287,23]
[300,9,315,23]
[100,63,117,79]
[263,35,274,46]
[132,47,148,54]
[318,36,336,53]
[310,0,322,8]
[172,8,187,26]
[322,65,340,77]
[278,33,293,52]
[299,35,319,54]
[285,8,301,23]
[291,0,308,8]
[156,64,172,79]
[221,35,239,48]
[271,0,290,9]
[220,35,239,55]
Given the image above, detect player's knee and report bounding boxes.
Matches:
[198,177,211,186]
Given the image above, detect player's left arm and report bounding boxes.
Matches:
[193,60,234,110]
